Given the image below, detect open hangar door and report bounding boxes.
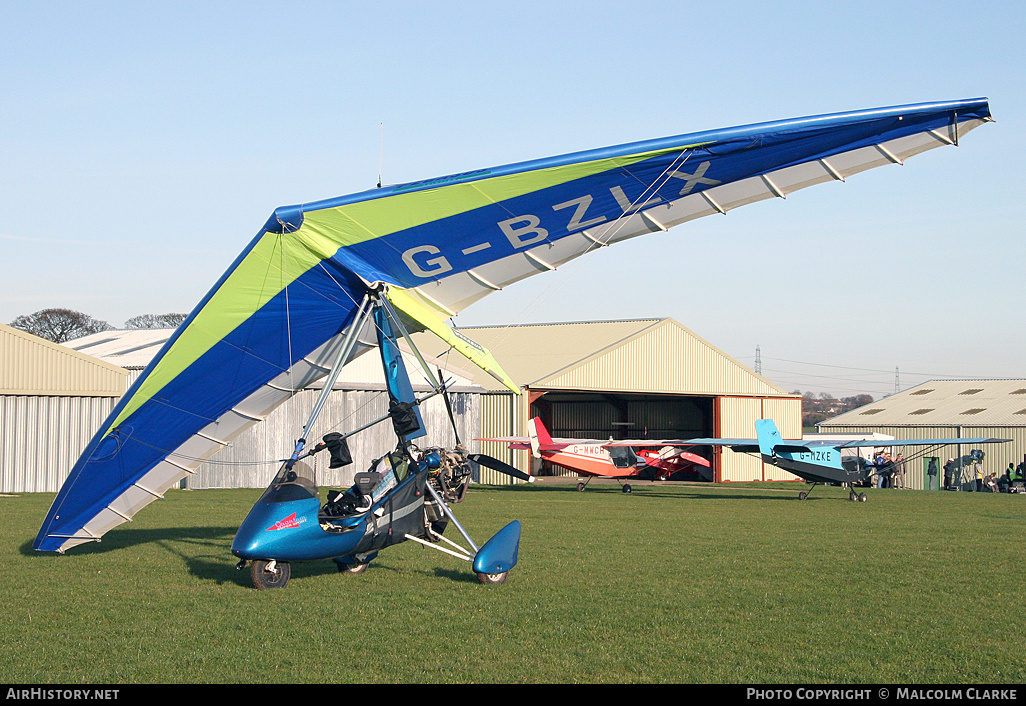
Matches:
[528,390,716,480]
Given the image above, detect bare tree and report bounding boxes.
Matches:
[9,308,113,343]
[124,313,187,329]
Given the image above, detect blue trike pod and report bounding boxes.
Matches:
[472,520,521,575]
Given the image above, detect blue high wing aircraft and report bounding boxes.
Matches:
[689,420,1011,501]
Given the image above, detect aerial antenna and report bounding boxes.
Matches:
[894,366,900,394]
[377,122,383,188]
[755,345,762,375]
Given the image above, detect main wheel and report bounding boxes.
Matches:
[798,491,808,501]
[476,570,509,585]
[622,484,632,494]
[858,493,868,502]
[250,559,291,590]
[576,482,586,492]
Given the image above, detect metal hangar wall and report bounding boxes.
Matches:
[0,323,130,493]
[819,379,1026,491]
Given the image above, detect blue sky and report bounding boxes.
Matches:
[2,1,1022,398]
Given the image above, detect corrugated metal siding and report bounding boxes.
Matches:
[188,389,484,489]
[419,320,658,391]
[762,397,803,440]
[716,396,802,482]
[1,324,129,397]
[477,392,523,484]
[65,329,174,371]
[1,395,118,493]
[539,320,784,396]
[411,319,789,398]
[824,380,1026,428]
[717,397,765,482]
[0,386,502,494]
[813,423,1026,490]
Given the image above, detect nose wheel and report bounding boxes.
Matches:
[476,570,509,585]
[249,559,291,589]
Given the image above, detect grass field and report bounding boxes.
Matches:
[3,480,1025,684]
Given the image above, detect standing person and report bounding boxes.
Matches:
[893,454,906,489]
[927,458,939,491]
[943,458,956,490]
[878,453,895,489]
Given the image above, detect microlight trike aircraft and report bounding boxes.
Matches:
[689,419,1012,501]
[228,292,530,588]
[480,417,713,493]
[34,98,992,585]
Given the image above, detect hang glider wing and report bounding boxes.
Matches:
[35,98,992,552]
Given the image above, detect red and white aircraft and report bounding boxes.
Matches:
[478,417,711,493]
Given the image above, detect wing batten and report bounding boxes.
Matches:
[524,250,557,272]
[761,174,787,199]
[700,190,728,215]
[819,158,846,182]
[106,505,133,522]
[162,457,192,472]
[132,483,164,499]
[875,144,904,165]
[640,210,669,232]
[195,431,230,447]
[465,269,503,291]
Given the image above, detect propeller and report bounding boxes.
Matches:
[468,453,536,483]
[438,367,463,447]
[436,368,535,484]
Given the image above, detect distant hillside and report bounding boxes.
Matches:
[793,392,874,430]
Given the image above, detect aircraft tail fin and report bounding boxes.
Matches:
[755,419,783,457]
[527,417,552,458]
